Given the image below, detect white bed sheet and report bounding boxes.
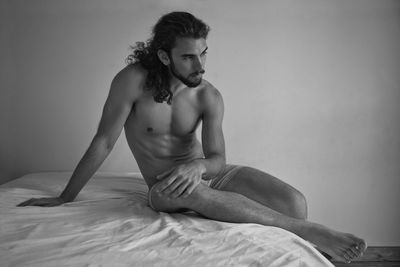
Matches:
[0,172,333,267]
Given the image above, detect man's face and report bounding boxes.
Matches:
[168,37,208,88]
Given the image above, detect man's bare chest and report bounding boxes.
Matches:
[126,93,202,136]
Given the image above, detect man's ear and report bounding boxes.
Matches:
[157,49,170,66]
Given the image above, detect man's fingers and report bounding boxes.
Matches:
[17,198,62,207]
[17,198,39,207]
[27,199,46,206]
[162,176,184,195]
[171,180,191,198]
[157,175,178,192]
[17,200,32,207]
[17,201,29,207]
[182,183,198,198]
[156,167,176,180]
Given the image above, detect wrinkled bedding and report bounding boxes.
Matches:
[0,172,333,266]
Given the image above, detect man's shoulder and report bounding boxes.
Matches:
[197,80,223,103]
[196,80,223,112]
[111,63,147,99]
[114,62,147,84]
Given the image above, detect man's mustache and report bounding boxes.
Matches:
[191,70,205,76]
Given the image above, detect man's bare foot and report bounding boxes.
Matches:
[302,223,367,263]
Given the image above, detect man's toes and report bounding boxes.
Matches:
[342,251,352,263]
[346,247,359,260]
[349,245,361,258]
[358,240,368,252]
[346,249,356,260]
[352,240,367,258]
[333,249,350,263]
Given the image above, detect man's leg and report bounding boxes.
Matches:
[214,166,322,257]
[216,166,308,220]
[149,182,367,263]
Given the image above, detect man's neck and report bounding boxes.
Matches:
[168,74,186,94]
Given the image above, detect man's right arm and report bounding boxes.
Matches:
[18,65,141,207]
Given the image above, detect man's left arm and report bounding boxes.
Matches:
[155,86,226,198]
[194,86,226,179]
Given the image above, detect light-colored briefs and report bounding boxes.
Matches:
[207,164,243,190]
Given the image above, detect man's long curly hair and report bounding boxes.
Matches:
[126,11,210,104]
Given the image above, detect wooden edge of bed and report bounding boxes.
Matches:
[332,246,400,267]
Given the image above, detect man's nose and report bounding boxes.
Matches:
[193,56,204,72]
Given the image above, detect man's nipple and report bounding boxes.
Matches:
[147,127,153,132]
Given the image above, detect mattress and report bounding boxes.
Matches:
[0,172,334,266]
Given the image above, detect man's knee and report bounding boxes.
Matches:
[288,188,308,220]
[148,182,207,212]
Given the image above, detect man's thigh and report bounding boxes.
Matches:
[217,166,307,219]
[148,181,209,213]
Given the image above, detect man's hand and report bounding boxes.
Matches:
[17,197,65,207]
[155,161,206,199]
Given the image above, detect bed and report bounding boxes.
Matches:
[0,172,334,266]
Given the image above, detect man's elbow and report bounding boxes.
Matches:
[217,151,226,163]
[211,153,226,174]
[219,154,226,167]
[207,152,225,163]
[93,135,116,152]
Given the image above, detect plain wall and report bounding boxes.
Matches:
[1,0,399,245]
[0,0,16,180]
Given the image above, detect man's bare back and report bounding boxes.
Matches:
[123,64,213,187]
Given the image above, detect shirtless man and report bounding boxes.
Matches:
[18,11,366,263]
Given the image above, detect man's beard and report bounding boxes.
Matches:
[170,60,204,88]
